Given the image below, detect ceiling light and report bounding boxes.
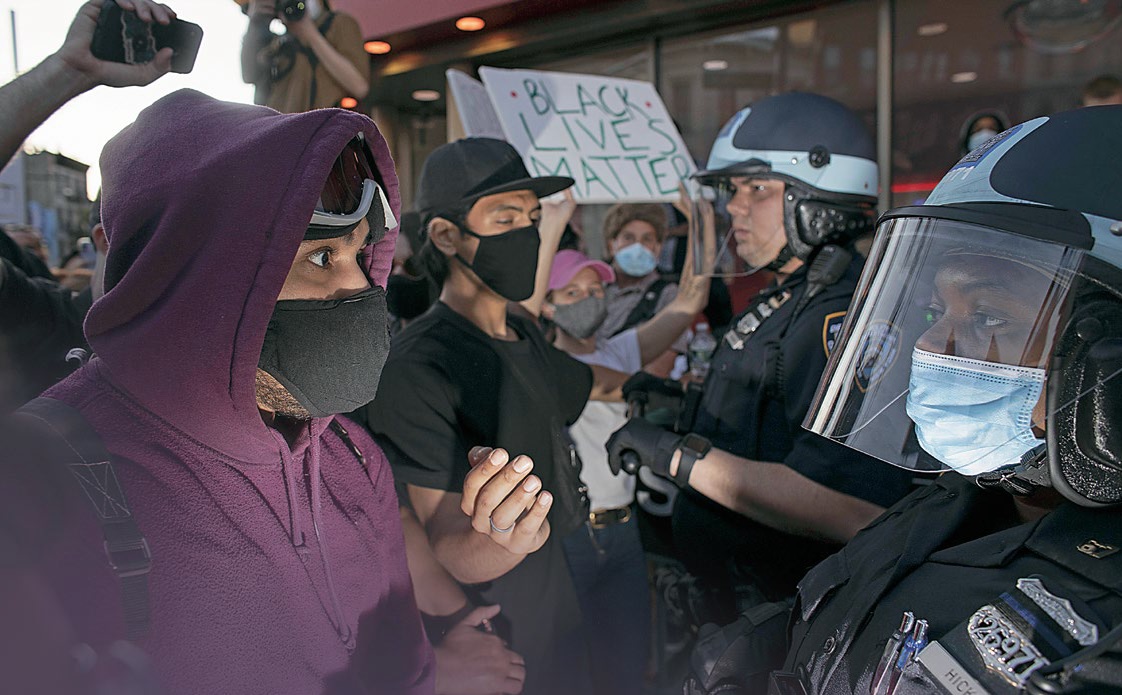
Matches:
[951,71,978,83]
[456,16,486,31]
[917,22,948,36]
[412,89,441,102]
[364,41,391,55]
[340,97,358,109]
[703,60,729,71]
[1005,0,1122,55]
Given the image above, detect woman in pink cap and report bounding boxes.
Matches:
[542,247,709,695]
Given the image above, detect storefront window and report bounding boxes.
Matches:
[659,2,879,168]
[892,0,1122,205]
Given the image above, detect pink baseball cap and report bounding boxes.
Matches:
[548,249,615,291]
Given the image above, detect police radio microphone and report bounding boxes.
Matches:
[790,244,852,320]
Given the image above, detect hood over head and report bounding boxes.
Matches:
[88,89,400,463]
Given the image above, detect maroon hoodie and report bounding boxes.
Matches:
[21,90,433,694]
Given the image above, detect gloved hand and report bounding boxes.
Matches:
[622,371,686,414]
[606,417,683,480]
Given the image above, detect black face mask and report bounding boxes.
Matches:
[386,273,433,320]
[455,224,541,302]
[551,295,608,339]
[258,286,390,418]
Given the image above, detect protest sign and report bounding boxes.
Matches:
[446,69,506,141]
[477,66,696,203]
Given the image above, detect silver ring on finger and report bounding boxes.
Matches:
[490,516,515,534]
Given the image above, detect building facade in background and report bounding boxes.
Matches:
[23,150,89,266]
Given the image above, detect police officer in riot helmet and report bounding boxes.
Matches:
[767,105,1122,695]
[607,93,915,627]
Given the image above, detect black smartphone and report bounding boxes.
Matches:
[90,0,203,74]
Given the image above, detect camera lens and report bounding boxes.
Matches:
[280,0,306,21]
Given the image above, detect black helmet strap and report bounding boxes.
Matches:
[975,444,1050,496]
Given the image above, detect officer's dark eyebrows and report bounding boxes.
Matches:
[958,279,1017,295]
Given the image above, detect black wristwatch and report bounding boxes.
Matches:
[674,433,712,487]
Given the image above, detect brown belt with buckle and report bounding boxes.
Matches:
[589,506,632,529]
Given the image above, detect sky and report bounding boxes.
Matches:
[0,0,256,198]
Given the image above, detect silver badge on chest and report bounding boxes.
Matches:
[967,605,1048,686]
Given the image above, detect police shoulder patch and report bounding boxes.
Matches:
[822,311,846,356]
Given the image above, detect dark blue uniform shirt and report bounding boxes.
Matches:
[785,474,1122,694]
[673,252,914,619]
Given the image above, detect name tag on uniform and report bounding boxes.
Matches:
[916,641,991,695]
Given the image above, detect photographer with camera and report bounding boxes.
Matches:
[240,0,370,113]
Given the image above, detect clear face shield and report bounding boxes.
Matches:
[687,164,790,279]
[804,215,1100,476]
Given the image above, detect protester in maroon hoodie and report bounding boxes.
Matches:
[0,89,434,694]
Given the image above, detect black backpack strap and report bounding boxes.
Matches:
[612,278,672,337]
[15,397,151,641]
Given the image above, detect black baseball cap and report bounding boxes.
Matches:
[414,138,574,217]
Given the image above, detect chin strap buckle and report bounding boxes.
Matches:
[975,444,1050,496]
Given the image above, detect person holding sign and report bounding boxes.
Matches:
[595,203,688,376]
[607,93,915,630]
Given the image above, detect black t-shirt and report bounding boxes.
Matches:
[0,259,91,412]
[674,255,915,617]
[361,301,592,695]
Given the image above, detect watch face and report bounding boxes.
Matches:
[682,433,711,455]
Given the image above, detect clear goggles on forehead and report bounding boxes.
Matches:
[803,213,1098,473]
[306,135,397,240]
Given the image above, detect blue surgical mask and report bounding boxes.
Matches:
[966,128,999,153]
[614,242,658,277]
[905,348,1045,476]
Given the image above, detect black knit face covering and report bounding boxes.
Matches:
[258,286,390,417]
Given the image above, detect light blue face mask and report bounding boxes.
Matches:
[905,348,1045,476]
[614,242,658,278]
[966,128,999,153]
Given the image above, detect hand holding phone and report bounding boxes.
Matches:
[53,1,175,90]
[89,0,203,75]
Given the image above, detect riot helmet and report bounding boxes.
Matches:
[805,105,1122,507]
[689,92,879,277]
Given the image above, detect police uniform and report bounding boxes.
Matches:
[783,474,1122,694]
[672,252,915,621]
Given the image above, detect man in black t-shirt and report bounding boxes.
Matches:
[361,138,595,695]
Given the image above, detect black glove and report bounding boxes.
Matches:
[606,417,682,479]
[622,371,685,414]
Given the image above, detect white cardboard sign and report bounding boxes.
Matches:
[475,66,695,203]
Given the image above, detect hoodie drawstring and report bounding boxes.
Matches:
[269,428,352,647]
[307,436,355,648]
[271,429,307,548]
